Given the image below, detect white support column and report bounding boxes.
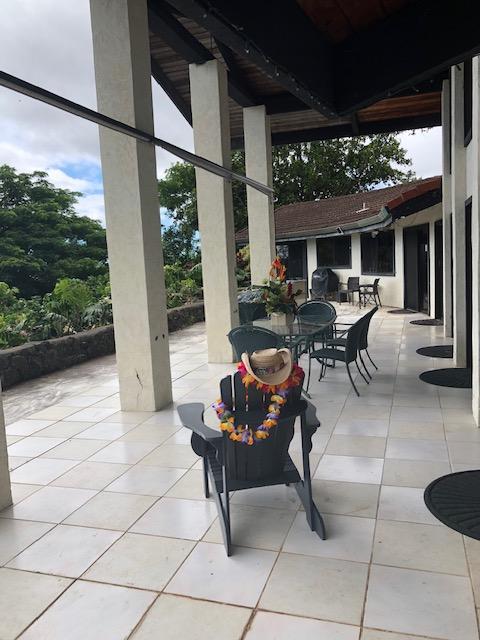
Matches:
[306,238,317,288]
[451,65,468,366]
[442,79,453,337]
[0,389,12,510]
[472,56,480,424]
[243,106,275,285]
[429,220,436,318]
[189,60,238,362]
[90,0,172,410]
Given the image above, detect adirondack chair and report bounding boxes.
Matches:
[177,370,326,556]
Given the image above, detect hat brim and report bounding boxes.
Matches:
[241,348,293,387]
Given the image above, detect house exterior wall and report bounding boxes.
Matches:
[305,203,442,310]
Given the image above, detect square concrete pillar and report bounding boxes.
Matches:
[472,56,480,424]
[0,389,12,510]
[90,0,172,410]
[243,105,276,285]
[442,79,454,337]
[189,60,238,362]
[451,65,468,366]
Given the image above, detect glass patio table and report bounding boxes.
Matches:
[249,316,335,362]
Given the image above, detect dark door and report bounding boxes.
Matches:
[434,220,444,319]
[276,240,307,280]
[403,224,430,313]
[465,203,472,368]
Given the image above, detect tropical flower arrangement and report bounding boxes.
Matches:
[260,257,301,316]
[212,361,304,445]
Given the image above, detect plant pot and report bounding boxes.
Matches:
[270,312,286,327]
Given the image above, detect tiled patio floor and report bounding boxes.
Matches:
[1,307,480,639]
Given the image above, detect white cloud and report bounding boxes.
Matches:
[75,193,106,224]
[0,0,442,225]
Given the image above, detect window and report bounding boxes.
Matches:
[275,240,307,279]
[316,235,351,268]
[361,230,395,275]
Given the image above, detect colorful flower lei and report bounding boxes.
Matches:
[212,362,303,445]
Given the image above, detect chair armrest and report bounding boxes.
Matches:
[177,403,222,442]
[304,400,320,431]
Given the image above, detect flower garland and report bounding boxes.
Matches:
[212,362,303,445]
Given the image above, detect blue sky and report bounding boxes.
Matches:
[0,1,442,227]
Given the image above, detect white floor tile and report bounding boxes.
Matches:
[5,419,55,436]
[131,594,251,640]
[315,455,384,484]
[284,512,375,562]
[51,461,131,490]
[364,565,478,640]
[19,579,156,640]
[10,458,79,485]
[2,486,97,523]
[0,568,71,640]
[85,533,194,590]
[382,459,451,488]
[377,486,442,525]
[89,441,157,464]
[106,466,186,497]
[166,541,276,607]
[245,611,359,640]
[65,491,157,530]
[0,519,53,564]
[385,438,449,462]
[7,524,120,577]
[8,436,65,457]
[260,552,368,625]
[131,497,217,540]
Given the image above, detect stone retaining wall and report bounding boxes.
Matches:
[0,301,204,390]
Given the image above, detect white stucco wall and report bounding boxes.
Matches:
[306,203,442,310]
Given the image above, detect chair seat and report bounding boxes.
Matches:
[311,347,347,362]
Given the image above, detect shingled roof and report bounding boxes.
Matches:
[236,176,442,243]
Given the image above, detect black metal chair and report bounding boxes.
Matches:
[346,277,360,306]
[228,325,283,360]
[360,278,382,307]
[310,315,368,396]
[177,371,326,556]
[326,307,379,379]
[295,300,337,391]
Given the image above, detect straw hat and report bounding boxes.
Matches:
[241,348,292,386]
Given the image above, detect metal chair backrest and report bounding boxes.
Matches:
[227,325,283,360]
[297,300,336,323]
[345,315,365,363]
[359,306,378,350]
[347,277,360,292]
[219,371,305,481]
[373,278,380,294]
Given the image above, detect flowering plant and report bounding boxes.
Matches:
[260,257,301,315]
[212,361,304,445]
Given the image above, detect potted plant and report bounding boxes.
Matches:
[260,257,301,325]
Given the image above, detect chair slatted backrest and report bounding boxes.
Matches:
[219,371,304,482]
[359,306,378,350]
[347,277,360,292]
[227,326,283,360]
[297,300,336,323]
[373,278,380,294]
[345,315,367,363]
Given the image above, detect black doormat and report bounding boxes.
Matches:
[419,368,472,388]
[388,308,416,314]
[410,319,443,326]
[416,345,453,358]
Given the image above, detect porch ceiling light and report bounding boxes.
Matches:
[0,69,273,199]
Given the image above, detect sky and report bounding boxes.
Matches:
[0,1,442,225]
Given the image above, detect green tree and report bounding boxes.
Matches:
[157,134,414,247]
[0,165,108,297]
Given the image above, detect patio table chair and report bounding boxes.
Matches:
[177,370,326,556]
[346,277,360,306]
[309,314,369,396]
[326,306,379,379]
[295,300,337,390]
[228,325,283,360]
[359,278,382,307]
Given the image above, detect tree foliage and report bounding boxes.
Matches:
[157,134,414,248]
[0,165,108,298]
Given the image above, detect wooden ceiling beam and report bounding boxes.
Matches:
[231,112,441,149]
[213,39,257,107]
[335,0,480,114]
[165,0,337,118]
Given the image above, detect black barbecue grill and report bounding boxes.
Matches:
[310,267,339,300]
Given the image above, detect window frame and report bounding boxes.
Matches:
[360,230,396,276]
[316,235,352,269]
